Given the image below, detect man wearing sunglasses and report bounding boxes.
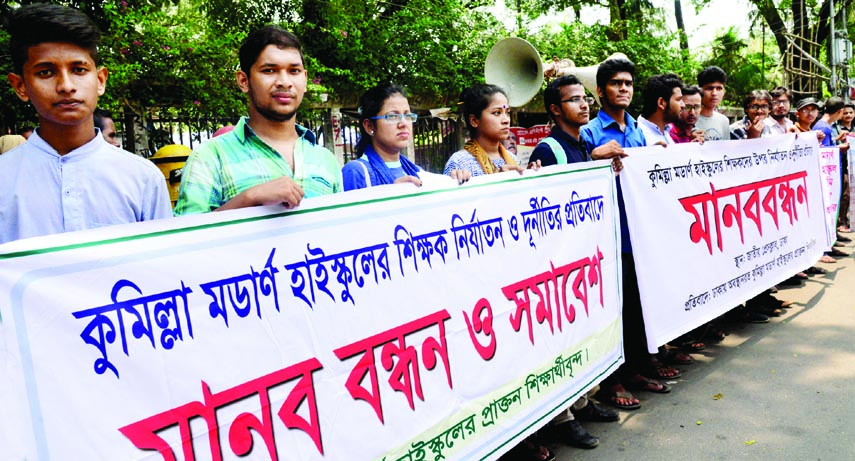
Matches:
[175,25,342,215]
[729,90,773,140]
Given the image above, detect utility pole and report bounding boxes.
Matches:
[831,0,837,95]
[762,22,766,87]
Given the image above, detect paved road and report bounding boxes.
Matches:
[544,239,855,461]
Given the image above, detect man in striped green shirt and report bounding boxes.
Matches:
[175,26,342,216]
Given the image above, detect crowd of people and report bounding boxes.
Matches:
[0,4,851,461]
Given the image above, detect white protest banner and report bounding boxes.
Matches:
[619,134,828,351]
[818,147,842,245]
[0,163,623,461]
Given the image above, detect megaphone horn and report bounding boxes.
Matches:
[485,38,544,107]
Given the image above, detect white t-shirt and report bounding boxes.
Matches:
[695,112,731,141]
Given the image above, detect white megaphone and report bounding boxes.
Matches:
[485,37,628,107]
[484,38,544,107]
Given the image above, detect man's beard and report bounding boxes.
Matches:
[771,113,787,121]
[666,107,682,124]
[249,87,298,122]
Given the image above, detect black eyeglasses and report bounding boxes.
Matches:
[748,104,770,111]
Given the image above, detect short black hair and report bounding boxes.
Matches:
[769,86,792,102]
[697,66,727,87]
[239,25,304,75]
[355,83,408,156]
[681,85,702,97]
[596,58,636,91]
[7,3,101,74]
[641,73,684,117]
[742,90,772,111]
[460,84,507,138]
[543,75,583,122]
[824,96,845,114]
[93,108,114,131]
[844,102,855,110]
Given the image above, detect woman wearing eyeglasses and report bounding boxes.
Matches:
[342,83,470,191]
[729,90,773,140]
[443,84,539,178]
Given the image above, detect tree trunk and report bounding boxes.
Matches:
[674,0,689,60]
[607,0,627,41]
[751,0,789,57]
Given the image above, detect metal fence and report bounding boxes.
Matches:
[117,110,462,173]
[413,117,461,173]
[115,115,239,157]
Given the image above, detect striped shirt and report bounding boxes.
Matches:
[175,117,342,215]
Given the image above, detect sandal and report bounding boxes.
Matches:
[704,324,727,342]
[595,385,641,410]
[693,323,726,342]
[828,248,850,257]
[626,375,672,394]
[648,359,682,379]
[752,306,782,317]
[660,348,695,365]
[677,339,705,352]
[819,255,837,263]
[805,266,827,275]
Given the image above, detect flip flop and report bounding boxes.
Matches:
[677,339,706,352]
[647,362,682,379]
[661,349,694,365]
[626,376,672,394]
[805,266,827,275]
[595,387,641,410]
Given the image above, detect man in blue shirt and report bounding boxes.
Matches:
[813,97,844,148]
[580,58,682,412]
[581,59,647,152]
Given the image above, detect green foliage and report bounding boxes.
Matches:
[292,0,505,106]
[99,0,245,118]
[0,29,38,132]
[702,27,782,105]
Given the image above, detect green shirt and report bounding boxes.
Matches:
[174,117,342,215]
